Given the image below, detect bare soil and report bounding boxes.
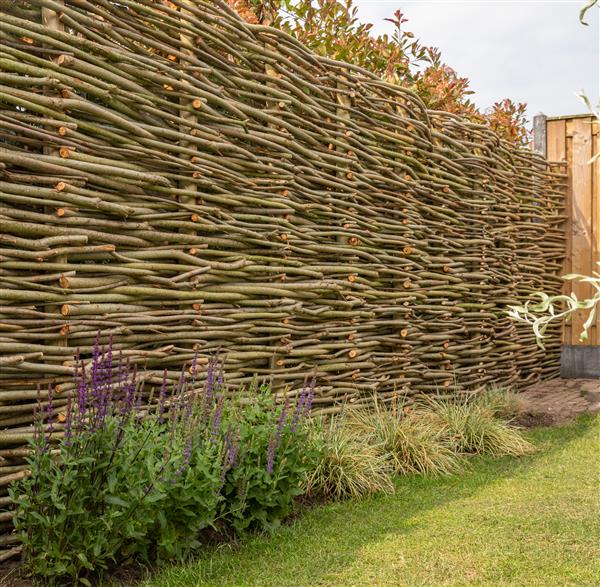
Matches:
[516,378,600,428]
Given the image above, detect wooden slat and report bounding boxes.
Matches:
[547,119,566,162]
[549,119,572,343]
[592,120,599,345]
[547,120,570,341]
[569,117,594,345]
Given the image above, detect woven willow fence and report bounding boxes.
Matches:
[0,0,565,553]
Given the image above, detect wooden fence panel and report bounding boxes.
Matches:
[546,115,599,347]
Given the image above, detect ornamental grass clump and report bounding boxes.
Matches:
[304,418,395,501]
[10,335,316,585]
[349,398,462,476]
[473,386,528,421]
[421,395,534,457]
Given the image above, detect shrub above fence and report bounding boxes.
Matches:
[0,0,565,531]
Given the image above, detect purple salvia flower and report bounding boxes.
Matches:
[116,350,124,400]
[303,373,316,416]
[216,362,224,390]
[106,334,113,386]
[182,369,196,427]
[174,433,194,478]
[277,397,290,429]
[64,394,73,447]
[96,342,113,428]
[45,384,55,437]
[98,343,107,402]
[266,398,289,474]
[77,358,87,431]
[73,348,80,387]
[218,428,239,490]
[34,386,44,452]
[190,350,199,389]
[104,334,114,410]
[183,432,194,465]
[172,367,186,423]
[158,368,168,424]
[290,376,308,432]
[210,394,224,443]
[90,332,101,407]
[203,356,217,418]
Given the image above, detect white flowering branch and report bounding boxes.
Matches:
[507,264,600,348]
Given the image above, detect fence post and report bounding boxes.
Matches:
[533,113,547,157]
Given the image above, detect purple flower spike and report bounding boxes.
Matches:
[190,350,199,389]
[216,363,224,390]
[77,358,87,430]
[73,348,80,385]
[46,384,54,444]
[116,350,124,404]
[266,398,289,474]
[203,357,218,419]
[173,367,186,422]
[290,376,308,432]
[105,334,113,402]
[183,432,194,466]
[219,428,240,489]
[64,395,73,447]
[211,394,224,443]
[90,332,101,404]
[303,373,316,416]
[45,384,55,434]
[158,369,168,424]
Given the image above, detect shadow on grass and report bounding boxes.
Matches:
[143,415,598,587]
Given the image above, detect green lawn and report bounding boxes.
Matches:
[143,415,600,587]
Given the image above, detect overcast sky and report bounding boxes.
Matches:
[354,0,599,123]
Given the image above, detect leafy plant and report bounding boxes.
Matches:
[10,340,228,584]
[219,376,317,534]
[10,336,316,584]
[348,399,462,476]
[304,417,395,501]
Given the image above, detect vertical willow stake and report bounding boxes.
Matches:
[42,2,68,358]
[179,0,200,368]
[336,72,355,402]
[263,5,284,394]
